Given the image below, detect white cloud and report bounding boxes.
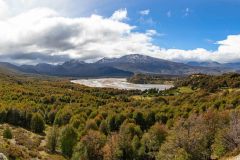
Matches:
[217,34,240,53]
[110,8,128,21]
[0,3,239,64]
[7,0,71,13]
[0,7,145,63]
[139,9,150,16]
[146,30,157,36]
[151,34,240,63]
[0,0,9,19]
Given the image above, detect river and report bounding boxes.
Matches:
[71,78,173,91]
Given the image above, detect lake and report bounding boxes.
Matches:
[71,78,173,91]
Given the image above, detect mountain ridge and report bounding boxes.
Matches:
[0,54,240,77]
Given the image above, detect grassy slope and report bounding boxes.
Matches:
[0,124,65,160]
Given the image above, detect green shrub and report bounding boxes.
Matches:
[3,127,13,139]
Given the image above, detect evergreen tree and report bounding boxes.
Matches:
[47,126,59,153]
[31,113,45,133]
[60,125,78,158]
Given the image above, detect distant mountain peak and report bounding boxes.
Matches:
[120,54,150,62]
[121,54,148,59]
[61,59,85,67]
[97,57,118,64]
[186,61,222,68]
[2,54,239,77]
[97,54,164,64]
[63,59,86,65]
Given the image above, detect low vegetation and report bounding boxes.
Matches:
[3,127,12,139]
[1,70,240,159]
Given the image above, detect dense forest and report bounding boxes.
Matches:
[1,69,240,159]
[127,74,182,85]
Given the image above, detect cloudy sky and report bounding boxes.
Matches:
[0,0,240,64]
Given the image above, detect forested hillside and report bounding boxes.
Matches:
[1,69,240,159]
[127,73,182,84]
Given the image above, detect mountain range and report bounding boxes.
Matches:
[0,54,239,77]
[186,61,240,70]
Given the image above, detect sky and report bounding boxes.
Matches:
[0,0,240,64]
